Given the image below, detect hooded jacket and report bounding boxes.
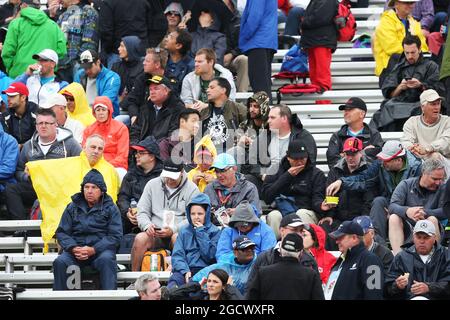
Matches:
[56,169,123,254]
[309,224,338,284]
[385,242,450,300]
[186,135,217,192]
[74,65,121,117]
[215,201,277,260]
[262,156,326,217]
[82,96,129,170]
[117,160,163,233]
[340,151,422,199]
[0,100,38,145]
[17,127,81,182]
[136,173,200,234]
[1,7,67,78]
[193,252,256,295]
[171,193,222,275]
[190,16,227,65]
[374,9,428,76]
[300,0,337,50]
[326,123,384,169]
[0,123,19,192]
[325,157,375,221]
[111,36,144,96]
[60,82,96,127]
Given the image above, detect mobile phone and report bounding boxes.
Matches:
[153,227,161,231]
[404,77,412,81]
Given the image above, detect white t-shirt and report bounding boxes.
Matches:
[38,137,56,156]
[86,77,98,107]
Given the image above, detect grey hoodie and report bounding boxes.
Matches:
[228,200,260,227]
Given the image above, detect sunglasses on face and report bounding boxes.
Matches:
[215,167,232,174]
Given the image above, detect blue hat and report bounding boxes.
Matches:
[232,236,256,250]
[353,216,374,233]
[81,169,107,193]
[211,153,236,170]
[330,221,364,239]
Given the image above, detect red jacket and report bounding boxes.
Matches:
[278,0,292,15]
[82,96,129,170]
[310,224,337,284]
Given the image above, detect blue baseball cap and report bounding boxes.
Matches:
[330,221,364,239]
[211,153,236,170]
[353,216,374,233]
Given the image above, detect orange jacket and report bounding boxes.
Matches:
[82,96,129,170]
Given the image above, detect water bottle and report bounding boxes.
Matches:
[33,65,42,76]
[130,199,137,215]
[150,254,158,272]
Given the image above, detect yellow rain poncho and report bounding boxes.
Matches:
[187,135,217,192]
[27,151,120,252]
[59,82,96,127]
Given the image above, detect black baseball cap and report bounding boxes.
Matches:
[80,49,99,68]
[146,75,177,89]
[281,233,303,252]
[232,236,256,250]
[161,159,183,180]
[130,136,161,160]
[280,213,304,228]
[286,140,309,159]
[338,97,367,112]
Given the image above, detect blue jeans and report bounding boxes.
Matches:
[431,11,448,33]
[284,7,305,36]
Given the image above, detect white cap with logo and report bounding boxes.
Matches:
[413,220,436,236]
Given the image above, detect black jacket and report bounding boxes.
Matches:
[300,0,338,50]
[99,0,151,54]
[325,157,375,222]
[246,256,325,300]
[147,0,168,48]
[120,72,149,116]
[0,101,38,145]
[371,241,394,276]
[262,157,326,217]
[385,242,450,300]
[326,123,383,169]
[129,92,185,144]
[117,160,163,234]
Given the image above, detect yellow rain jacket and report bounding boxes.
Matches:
[373,9,428,76]
[27,151,119,252]
[59,82,96,127]
[187,135,217,192]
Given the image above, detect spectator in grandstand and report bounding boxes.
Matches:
[326,140,423,246]
[0,121,19,203]
[133,274,162,300]
[202,268,244,300]
[192,235,255,295]
[163,2,184,36]
[299,0,337,92]
[186,135,217,192]
[374,0,428,76]
[385,219,450,299]
[129,74,184,144]
[169,193,221,288]
[401,89,450,159]
[45,0,64,21]
[158,108,201,166]
[326,98,383,169]
[325,221,384,300]
[41,93,84,144]
[222,0,249,92]
[246,233,325,300]
[74,49,121,117]
[204,153,262,223]
[1,0,67,79]
[353,216,394,275]
[239,0,277,100]
[247,213,319,284]
[4,107,81,220]
[440,25,450,116]
[301,223,337,284]
[0,82,38,147]
[16,49,68,107]
[388,158,446,255]
[53,169,122,291]
[372,35,441,132]
[56,0,99,82]
[0,0,20,27]
[82,96,129,179]
[321,137,375,250]
[200,77,247,149]
[386,0,435,36]
[164,28,194,96]
[283,1,308,37]
[118,136,163,234]
[111,36,144,110]
[215,200,276,260]
[181,48,236,108]
[122,48,167,126]
[263,139,326,232]
[131,159,200,271]
[60,82,96,127]
[98,0,151,67]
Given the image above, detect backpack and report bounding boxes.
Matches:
[335,0,356,42]
[280,44,309,73]
[141,249,170,272]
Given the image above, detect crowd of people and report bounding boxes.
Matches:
[0,0,449,300]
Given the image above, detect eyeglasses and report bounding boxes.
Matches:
[65,96,75,102]
[215,167,232,174]
[36,122,56,127]
[166,11,181,17]
[135,151,150,156]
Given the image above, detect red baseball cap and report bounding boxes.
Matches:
[342,137,363,153]
[2,82,29,97]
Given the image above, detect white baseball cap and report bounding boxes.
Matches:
[40,93,67,109]
[413,220,436,236]
[32,49,58,65]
